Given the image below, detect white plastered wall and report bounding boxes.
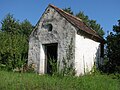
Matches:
[39,44,45,74]
[75,34,100,76]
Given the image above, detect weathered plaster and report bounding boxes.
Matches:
[28,6,76,74]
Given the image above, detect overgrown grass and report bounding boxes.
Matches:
[0,70,120,90]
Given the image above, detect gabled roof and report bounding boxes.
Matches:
[49,4,104,42]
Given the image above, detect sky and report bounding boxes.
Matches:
[0,0,120,37]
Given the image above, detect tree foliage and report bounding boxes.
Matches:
[1,14,20,34]
[63,8,105,37]
[105,20,120,73]
[76,11,89,25]
[76,12,105,37]
[20,19,34,37]
[0,14,33,70]
[89,20,104,37]
[63,7,73,15]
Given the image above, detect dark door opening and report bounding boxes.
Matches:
[45,43,58,75]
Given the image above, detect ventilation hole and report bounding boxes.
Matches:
[47,24,53,32]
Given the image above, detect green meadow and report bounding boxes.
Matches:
[0,70,119,90]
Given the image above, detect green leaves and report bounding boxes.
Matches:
[63,7,73,15]
[20,19,33,37]
[63,8,105,37]
[76,12,105,37]
[1,13,20,34]
[89,20,105,37]
[106,19,120,73]
[76,11,89,25]
[113,20,120,34]
[0,14,33,70]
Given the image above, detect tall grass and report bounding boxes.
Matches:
[0,70,120,90]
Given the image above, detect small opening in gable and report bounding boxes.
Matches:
[47,9,50,12]
[47,24,53,32]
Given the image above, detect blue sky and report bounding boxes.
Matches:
[0,0,120,37]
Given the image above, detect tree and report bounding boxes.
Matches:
[1,13,20,34]
[76,12,105,37]
[63,9,105,37]
[89,20,105,37]
[20,19,33,37]
[63,7,73,15]
[76,11,89,25]
[106,19,120,73]
[0,14,33,70]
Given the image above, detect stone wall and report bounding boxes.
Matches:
[28,6,76,74]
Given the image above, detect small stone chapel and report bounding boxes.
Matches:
[28,4,104,76]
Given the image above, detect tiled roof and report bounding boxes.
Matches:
[49,4,104,42]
